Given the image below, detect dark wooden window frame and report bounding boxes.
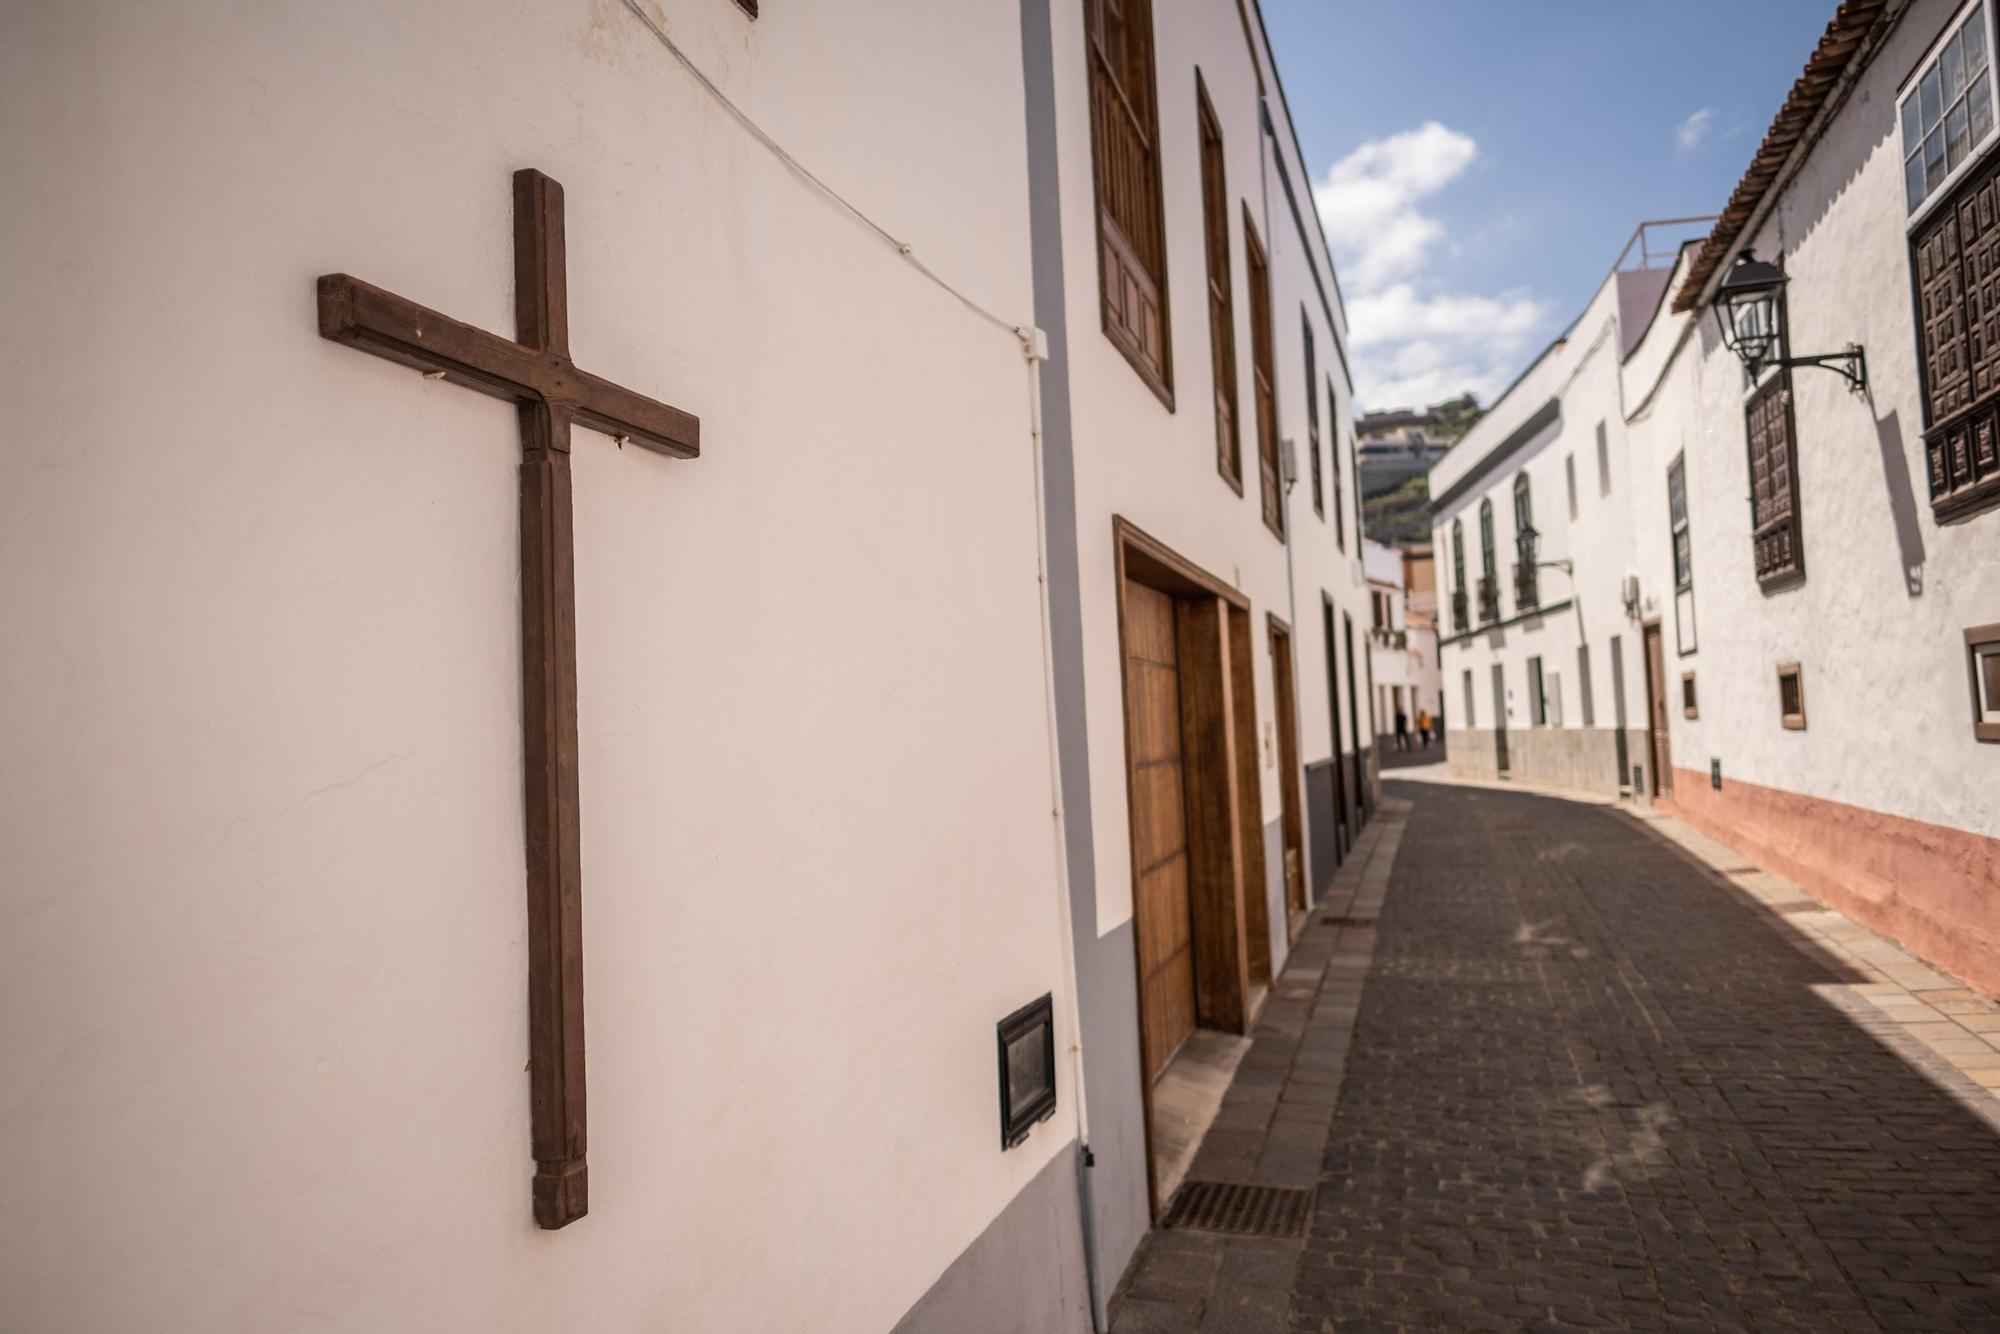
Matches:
[1085,0,1174,408]
[1476,498,1498,624]
[1244,209,1283,540]
[1668,453,1694,593]
[1777,661,1807,730]
[1329,376,1346,548]
[1682,671,1699,720]
[1304,309,1323,517]
[1512,470,1538,611]
[1968,621,2000,741]
[1196,75,1239,491]
[1910,136,2000,522]
[1744,368,1807,590]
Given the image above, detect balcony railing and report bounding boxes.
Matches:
[1514,561,1540,612]
[1476,576,1500,625]
[1450,587,1468,633]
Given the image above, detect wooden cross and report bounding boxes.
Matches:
[317,169,699,1230]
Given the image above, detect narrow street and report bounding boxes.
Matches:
[1113,782,2000,1333]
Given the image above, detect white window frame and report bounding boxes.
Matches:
[1902,0,2000,226]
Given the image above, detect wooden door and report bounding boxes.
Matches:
[1491,662,1510,773]
[1124,580,1198,1080]
[1643,622,1674,798]
[1269,620,1305,915]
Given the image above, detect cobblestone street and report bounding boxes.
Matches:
[1112,781,2000,1333]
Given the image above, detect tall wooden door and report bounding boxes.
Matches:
[1269,620,1305,916]
[1643,622,1674,798]
[1491,662,1510,774]
[1124,580,1198,1081]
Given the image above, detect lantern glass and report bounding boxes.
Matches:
[1714,251,1788,374]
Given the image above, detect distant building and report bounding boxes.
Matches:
[1364,540,1442,750]
[1354,399,1466,498]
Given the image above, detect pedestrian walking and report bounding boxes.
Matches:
[1417,708,1432,747]
[1394,708,1410,751]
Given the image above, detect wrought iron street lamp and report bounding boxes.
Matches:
[1712,250,1867,392]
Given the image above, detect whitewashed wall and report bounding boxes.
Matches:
[0,3,1077,1331]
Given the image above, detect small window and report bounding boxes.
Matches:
[1462,669,1476,728]
[1901,2,1995,213]
[1565,453,1578,520]
[1777,662,1806,730]
[1528,656,1547,726]
[1596,421,1611,496]
[1969,622,2000,741]
[1668,455,1693,591]
[1682,671,1698,719]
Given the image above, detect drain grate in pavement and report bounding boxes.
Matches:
[1161,1180,1314,1239]
[1321,914,1376,926]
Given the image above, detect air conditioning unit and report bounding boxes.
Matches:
[1621,574,1641,615]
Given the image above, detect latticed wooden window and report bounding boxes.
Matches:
[1330,378,1346,549]
[1745,374,1805,587]
[1245,212,1282,538]
[1304,312,1323,516]
[1912,145,2000,520]
[1197,84,1237,487]
[1086,0,1171,401]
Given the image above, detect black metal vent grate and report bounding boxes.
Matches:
[1162,1180,1313,1238]
[1321,914,1376,927]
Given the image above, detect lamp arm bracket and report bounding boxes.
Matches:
[1776,343,1867,394]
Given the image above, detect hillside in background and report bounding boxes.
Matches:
[1362,474,1432,547]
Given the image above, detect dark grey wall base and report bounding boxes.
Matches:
[892,1141,1092,1334]
[1445,726,1649,796]
[1304,759,1341,898]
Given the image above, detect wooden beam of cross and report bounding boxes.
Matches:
[317,169,699,1230]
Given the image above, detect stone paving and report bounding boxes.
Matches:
[1109,780,2000,1333]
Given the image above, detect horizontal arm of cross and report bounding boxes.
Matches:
[317,274,699,459]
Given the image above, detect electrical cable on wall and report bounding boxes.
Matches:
[616,0,1024,343]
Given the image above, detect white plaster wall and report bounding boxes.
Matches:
[1626,0,2000,832]
[0,3,1078,1331]
[1049,0,1369,949]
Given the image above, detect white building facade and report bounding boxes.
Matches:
[1433,0,2000,999]
[1,2,1373,1331]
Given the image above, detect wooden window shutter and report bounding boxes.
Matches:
[1245,212,1281,538]
[1086,0,1172,402]
[1304,311,1323,516]
[1912,148,2000,520]
[1744,374,1804,588]
[1197,83,1238,487]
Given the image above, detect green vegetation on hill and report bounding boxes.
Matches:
[1362,474,1432,548]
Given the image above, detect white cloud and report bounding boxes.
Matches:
[1313,121,1476,291]
[1675,107,1717,157]
[1313,123,1555,411]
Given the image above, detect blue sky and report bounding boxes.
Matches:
[1260,0,1838,412]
